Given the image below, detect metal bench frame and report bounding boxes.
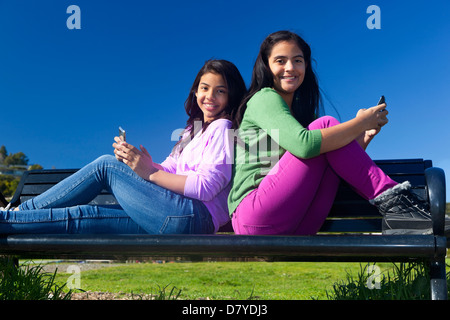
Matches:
[0,159,447,299]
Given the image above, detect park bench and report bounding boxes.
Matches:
[0,158,447,300]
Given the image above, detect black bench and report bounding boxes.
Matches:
[0,158,447,300]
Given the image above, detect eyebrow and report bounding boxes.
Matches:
[273,54,304,59]
[200,82,227,88]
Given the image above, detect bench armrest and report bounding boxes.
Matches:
[425,167,446,236]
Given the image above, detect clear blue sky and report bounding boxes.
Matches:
[1,0,449,199]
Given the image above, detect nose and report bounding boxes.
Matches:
[206,89,216,101]
[285,60,294,71]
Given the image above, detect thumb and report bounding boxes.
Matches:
[374,103,387,112]
[140,145,151,157]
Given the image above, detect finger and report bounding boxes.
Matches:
[115,147,134,162]
[114,136,127,146]
[373,103,387,112]
[113,143,125,158]
[114,148,125,160]
[140,145,151,157]
[379,118,389,127]
[115,153,124,162]
[112,141,123,149]
[118,144,140,160]
[121,142,141,155]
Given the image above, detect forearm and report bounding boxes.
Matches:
[319,118,365,154]
[319,103,388,154]
[148,170,187,195]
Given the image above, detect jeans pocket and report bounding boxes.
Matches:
[159,214,194,234]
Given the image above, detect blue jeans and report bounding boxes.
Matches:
[0,155,214,235]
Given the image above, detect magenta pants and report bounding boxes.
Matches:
[231,116,398,235]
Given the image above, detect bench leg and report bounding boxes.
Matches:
[430,257,448,300]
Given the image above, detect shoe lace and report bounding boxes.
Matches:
[0,203,12,211]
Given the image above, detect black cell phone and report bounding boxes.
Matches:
[378,95,385,105]
[119,126,126,141]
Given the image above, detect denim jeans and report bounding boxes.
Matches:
[0,155,214,235]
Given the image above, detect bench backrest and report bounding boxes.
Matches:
[10,159,432,234]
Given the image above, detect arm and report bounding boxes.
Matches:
[182,121,233,202]
[319,104,388,154]
[246,89,322,159]
[112,119,232,200]
[113,137,187,195]
[247,89,388,157]
[148,170,187,194]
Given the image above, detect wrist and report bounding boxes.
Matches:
[148,168,160,182]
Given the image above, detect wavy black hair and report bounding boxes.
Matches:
[236,30,323,127]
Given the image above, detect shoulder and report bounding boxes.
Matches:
[205,118,232,132]
[250,88,284,101]
[245,88,290,120]
[247,88,287,110]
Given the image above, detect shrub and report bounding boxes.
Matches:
[326,262,437,300]
[0,258,72,300]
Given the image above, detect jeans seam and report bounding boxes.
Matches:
[36,161,151,208]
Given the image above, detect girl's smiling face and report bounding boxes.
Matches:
[268,40,306,107]
[196,72,229,122]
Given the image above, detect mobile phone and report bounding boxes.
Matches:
[378,96,386,112]
[119,126,126,141]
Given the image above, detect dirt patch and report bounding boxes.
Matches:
[69,291,154,300]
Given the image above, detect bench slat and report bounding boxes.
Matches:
[319,218,381,233]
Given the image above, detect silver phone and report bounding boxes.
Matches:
[119,126,126,141]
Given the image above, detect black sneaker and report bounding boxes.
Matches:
[371,181,433,235]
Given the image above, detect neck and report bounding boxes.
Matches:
[277,91,294,109]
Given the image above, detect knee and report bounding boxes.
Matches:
[93,154,118,166]
[307,116,340,130]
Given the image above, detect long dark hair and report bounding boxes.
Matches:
[172,59,247,155]
[236,30,322,127]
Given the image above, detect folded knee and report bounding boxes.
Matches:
[93,154,117,166]
[308,116,340,130]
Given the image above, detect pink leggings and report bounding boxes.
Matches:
[231,116,398,235]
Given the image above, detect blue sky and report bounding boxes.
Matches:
[1,0,449,199]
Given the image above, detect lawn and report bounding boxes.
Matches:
[47,260,395,300]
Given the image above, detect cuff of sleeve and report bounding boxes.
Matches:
[183,172,198,199]
[311,129,323,157]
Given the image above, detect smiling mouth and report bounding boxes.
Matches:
[203,103,218,110]
[281,76,297,81]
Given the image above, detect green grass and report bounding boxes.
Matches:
[48,260,399,300]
